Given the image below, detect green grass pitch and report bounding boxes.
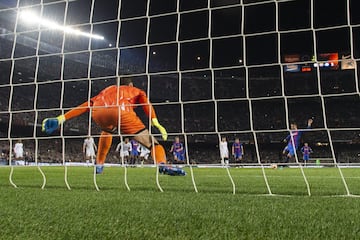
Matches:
[0,166,360,239]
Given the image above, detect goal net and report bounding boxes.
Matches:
[0,0,359,195]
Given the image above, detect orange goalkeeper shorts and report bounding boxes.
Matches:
[91,106,146,135]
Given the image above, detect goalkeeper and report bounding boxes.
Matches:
[42,77,168,174]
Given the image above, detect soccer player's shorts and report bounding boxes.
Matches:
[220,152,229,159]
[282,146,288,153]
[303,155,309,161]
[174,152,185,161]
[140,152,149,160]
[14,151,23,158]
[91,105,146,135]
[85,149,95,158]
[120,151,130,158]
[286,145,295,156]
[234,152,243,159]
[131,150,139,156]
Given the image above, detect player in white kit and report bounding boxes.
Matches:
[13,140,24,159]
[219,137,229,165]
[83,136,97,165]
[116,138,132,163]
[139,143,151,165]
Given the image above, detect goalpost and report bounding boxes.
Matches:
[0,0,359,196]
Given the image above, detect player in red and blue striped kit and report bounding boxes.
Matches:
[159,136,186,176]
[232,138,244,162]
[301,143,313,162]
[283,118,313,163]
[170,136,185,163]
[130,139,139,164]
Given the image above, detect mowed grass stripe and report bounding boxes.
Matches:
[0,167,359,240]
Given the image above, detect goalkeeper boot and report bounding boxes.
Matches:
[158,164,166,174]
[160,165,186,176]
[172,167,186,176]
[96,165,104,174]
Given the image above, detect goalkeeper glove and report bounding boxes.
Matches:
[42,115,66,134]
[151,118,167,141]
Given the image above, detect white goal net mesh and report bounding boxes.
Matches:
[0,0,359,194]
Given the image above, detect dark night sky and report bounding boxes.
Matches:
[1,0,359,67]
[0,0,358,81]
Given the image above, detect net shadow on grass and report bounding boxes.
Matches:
[189,167,237,194]
[229,168,269,195]
[341,168,360,196]
[1,167,360,197]
[125,167,161,192]
[304,168,355,196]
[8,166,44,189]
[265,168,311,196]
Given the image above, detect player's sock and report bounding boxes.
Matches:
[96,165,104,174]
[151,144,166,164]
[96,131,113,166]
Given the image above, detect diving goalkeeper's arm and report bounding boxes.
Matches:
[42,102,90,134]
[138,92,168,141]
[151,118,167,141]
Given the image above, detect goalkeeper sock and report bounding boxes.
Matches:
[96,165,104,174]
[151,144,166,164]
[96,131,112,165]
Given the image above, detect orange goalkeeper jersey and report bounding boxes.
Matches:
[90,85,157,119]
[64,85,157,134]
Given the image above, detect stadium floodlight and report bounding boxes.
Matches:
[19,10,104,40]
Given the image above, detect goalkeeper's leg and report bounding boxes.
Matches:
[95,131,113,174]
[133,129,166,165]
[117,112,167,164]
[151,145,166,164]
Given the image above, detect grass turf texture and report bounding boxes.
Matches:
[0,166,359,239]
